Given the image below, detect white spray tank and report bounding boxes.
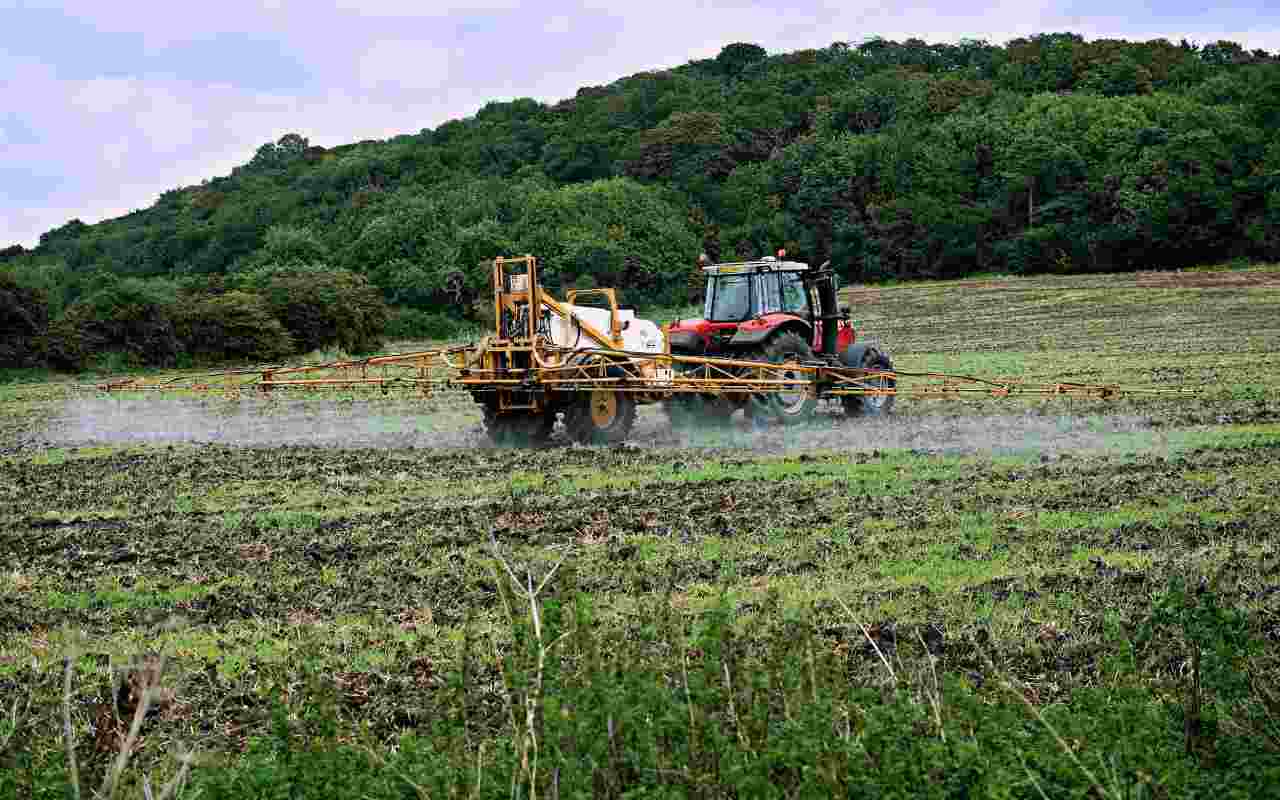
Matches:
[546,301,664,354]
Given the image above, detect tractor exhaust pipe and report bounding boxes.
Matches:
[808,260,841,356]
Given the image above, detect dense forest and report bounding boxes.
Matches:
[3,33,1278,369]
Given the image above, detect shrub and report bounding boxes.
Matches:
[45,278,181,370]
[383,307,475,341]
[173,291,296,364]
[236,266,389,354]
[0,271,49,368]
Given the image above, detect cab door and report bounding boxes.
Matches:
[807,282,823,350]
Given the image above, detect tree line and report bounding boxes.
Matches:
[3,33,1278,369]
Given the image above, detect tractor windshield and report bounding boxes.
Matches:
[706,274,752,321]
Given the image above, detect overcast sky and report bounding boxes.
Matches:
[1,1,1277,249]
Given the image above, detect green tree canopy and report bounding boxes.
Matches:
[3,30,1276,342]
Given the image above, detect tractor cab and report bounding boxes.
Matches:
[668,255,853,358]
[703,259,816,323]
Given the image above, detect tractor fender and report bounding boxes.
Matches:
[667,329,707,354]
[728,316,812,347]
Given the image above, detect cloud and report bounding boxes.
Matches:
[70,77,141,115]
[331,0,525,17]
[544,15,572,35]
[357,40,453,90]
[2,0,1278,247]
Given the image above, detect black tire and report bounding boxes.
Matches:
[842,348,896,418]
[482,406,556,447]
[564,390,636,445]
[751,330,817,425]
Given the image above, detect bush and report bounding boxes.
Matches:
[0,271,49,368]
[45,278,181,370]
[237,266,389,354]
[383,307,475,341]
[173,291,296,364]
[32,269,387,371]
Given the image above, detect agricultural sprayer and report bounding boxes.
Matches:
[96,254,1188,446]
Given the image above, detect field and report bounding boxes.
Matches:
[3,265,1280,797]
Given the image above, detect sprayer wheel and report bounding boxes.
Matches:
[564,390,636,445]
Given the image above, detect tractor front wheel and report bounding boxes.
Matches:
[564,390,636,445]
[842,348,896,418]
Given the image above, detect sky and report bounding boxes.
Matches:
[1,0,1278,249]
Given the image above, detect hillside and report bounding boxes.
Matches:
[2,33,1279,368]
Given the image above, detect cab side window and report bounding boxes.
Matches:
[755,274,782,315]
[780,273,809,315]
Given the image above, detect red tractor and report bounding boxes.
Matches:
[664,254,895,424]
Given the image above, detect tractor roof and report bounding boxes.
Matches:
[701,256,810,275]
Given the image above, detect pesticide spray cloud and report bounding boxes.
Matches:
[42,396,1157,457]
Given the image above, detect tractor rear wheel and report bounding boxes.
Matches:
[482,406,556,447]
[749,331,817,425]
[564,389,636,445]
[842,348,896,418]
